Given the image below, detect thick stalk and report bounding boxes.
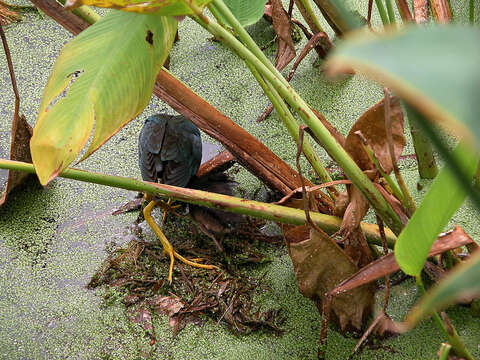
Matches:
[311,0,361,34]
[385,0,396,24]
[405,105,439,179]
[415,277,474,360]
[294,0,321,34]
[0,158,396,247]
[374,0,390,24]
[192,3,403,234]
[245,60,337,198]
[395,0,413,22]
[207,2,228,28]
[297,0,325,32]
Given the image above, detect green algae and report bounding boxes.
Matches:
[1,1,480,359]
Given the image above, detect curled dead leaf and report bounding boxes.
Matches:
[271,0,296,70]
[285,226,374,332]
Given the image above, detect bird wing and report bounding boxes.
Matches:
[161,116,202,187]
[138,114,167,182]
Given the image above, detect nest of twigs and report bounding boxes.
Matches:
[89,217,285,339]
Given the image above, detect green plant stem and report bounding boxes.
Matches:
[298,0,325,32]
[470,0,475,24]
[409,105,480,211]
[207,2,228,29]
[194,1,403,235]
[385,0,396,24]
[208,0,289,91]
[374,0,390,24]
[405,104,438,179]
[393,166,416,214]
[415,276,474,360]
[438,343,452,360]
[56,0,100,24]
[363,142,404,203]
[245,60,337,198]
[0,158,396,247]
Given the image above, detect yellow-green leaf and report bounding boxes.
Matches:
[64,0,211,15]
[30,10,177,185]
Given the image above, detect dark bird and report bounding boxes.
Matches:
[138,113,242,282]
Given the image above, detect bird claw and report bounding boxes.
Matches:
[157,198,182,222]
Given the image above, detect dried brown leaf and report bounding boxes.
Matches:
[0,2,20,25]
[344,96,405,174]
[336,186,373,267]
[286,226,374,331]
[271,0,296,70]
[0,114,36,207]
[148,295,184,317]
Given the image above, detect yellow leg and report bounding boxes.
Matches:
[143,200,218,283]
[157,197,181,222]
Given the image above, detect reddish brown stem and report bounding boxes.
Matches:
[196,150,235,178]
[413,0,430,24]
[430,0,452,23]
[395,0,413,22]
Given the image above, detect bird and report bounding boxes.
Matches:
[138,113,243,282]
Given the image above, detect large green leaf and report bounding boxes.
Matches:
[30,10,177,185]
[215,0,268,26]
[326,26,480,149]
[404,250,480,328]
[65,0,212,15]
[394,142,478,276]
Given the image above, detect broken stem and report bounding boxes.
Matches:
[194,0,403,235]
[0,158,397,247]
